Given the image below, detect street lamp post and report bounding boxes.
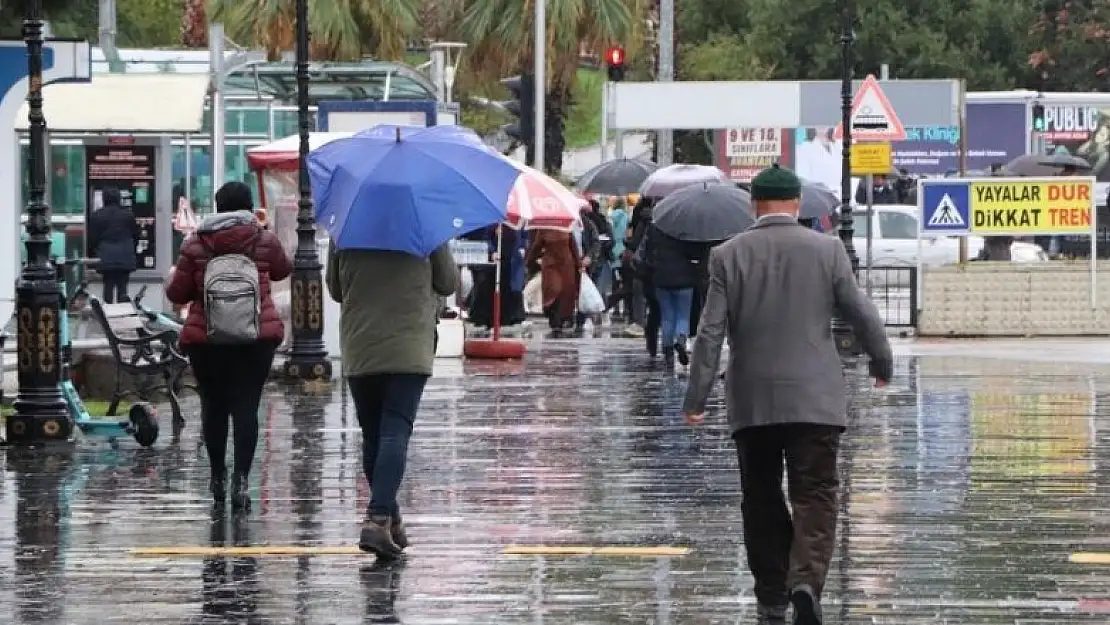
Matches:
[282,0,331,381]
[8,1,73,444]
[833,0,861,357]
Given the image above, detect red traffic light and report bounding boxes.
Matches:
[606,46,625,67]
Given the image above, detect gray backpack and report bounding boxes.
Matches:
[201,236,261,344]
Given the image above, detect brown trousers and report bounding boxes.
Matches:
[733,424,842,607]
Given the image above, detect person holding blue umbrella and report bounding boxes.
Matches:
[314,124,521,559]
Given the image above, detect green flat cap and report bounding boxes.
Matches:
[750,163,801,201]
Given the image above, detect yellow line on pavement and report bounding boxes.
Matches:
[502,545,690,557]
[1070,552,1110,564]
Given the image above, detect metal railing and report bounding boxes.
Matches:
[856,265,918,328]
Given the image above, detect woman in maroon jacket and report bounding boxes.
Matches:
[166,181,292,511]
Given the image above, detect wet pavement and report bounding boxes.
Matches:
[2,336,1110,623]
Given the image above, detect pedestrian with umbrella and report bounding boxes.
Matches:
[651,183,756,337]
[1004,152,1091,177]
[309,124,521,559]
[575,158,659,196]
[634,183,755,368]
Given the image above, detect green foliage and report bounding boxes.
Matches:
[679,33,772,81]
[564,69,604,150]
[1030,1,1110,91]
[116,0,185,48]
[740,0,1036,90]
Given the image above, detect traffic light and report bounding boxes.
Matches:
[500,73,535,164]
[1032,102,1046,132]
[606,46,626,82]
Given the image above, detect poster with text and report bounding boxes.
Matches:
[715,128,792,183]
[84,144,157,270]
[1042,104,1110,182]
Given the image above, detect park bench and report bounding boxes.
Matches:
[87,297,190,429]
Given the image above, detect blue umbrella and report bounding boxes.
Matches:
[308,124,521,257]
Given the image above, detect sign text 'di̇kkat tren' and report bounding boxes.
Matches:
[918,176,1096,236]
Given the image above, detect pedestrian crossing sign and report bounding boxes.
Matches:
[920,182,971,235]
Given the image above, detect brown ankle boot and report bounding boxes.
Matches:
[359,515,402,560]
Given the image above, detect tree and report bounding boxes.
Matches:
[205,0,420,60]
[0,0,97,40]
[1029,0,1110,92]
[739,0,1033,90]
[456,0,649,174]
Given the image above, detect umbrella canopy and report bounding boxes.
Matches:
[503,162,585,231]
[1005,153,1092,177]
[652,183,755,242]
[308,124,520,257]
[576,158,659,196]
[799,182,841,220]
[638,164,728,199]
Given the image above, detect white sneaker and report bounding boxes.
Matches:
[624,323,644,337]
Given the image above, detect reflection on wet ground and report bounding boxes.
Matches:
[1,338,1109,623]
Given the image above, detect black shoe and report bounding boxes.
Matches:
[663,350,675,369]
[674,337,689,366]
[360,515,403,560]
[757,603,788,625]
[230,473,251,512]
[790,585,822,625]
[210,475,227,506]
[391,512,409,550]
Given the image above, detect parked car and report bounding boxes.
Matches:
[840,204,1048,288]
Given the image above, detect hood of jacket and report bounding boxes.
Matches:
[196,210,262,255]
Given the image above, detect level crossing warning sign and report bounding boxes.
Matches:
[833,75,907,142]
[918,176,1096,237]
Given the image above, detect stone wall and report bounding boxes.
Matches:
[918,261,1110,336]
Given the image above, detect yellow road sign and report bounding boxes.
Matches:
[850,142,892,176]
[969,177,1094,235]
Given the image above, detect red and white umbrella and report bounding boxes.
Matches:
[503,162,585,231]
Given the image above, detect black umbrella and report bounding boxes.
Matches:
[575,158,658,195]
[1005,153,1091,176]
[799,182,841,220]
[638,164,729,199]
[735,179,839,220]
[651,182,755,242]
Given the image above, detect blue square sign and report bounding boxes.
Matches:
[920,182,970,234]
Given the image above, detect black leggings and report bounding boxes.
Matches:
[186,342,277,477]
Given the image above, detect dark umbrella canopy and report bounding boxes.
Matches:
[799,182,841,220]
[576,158,658,195]
[1005,153,1091,176]
[651,182,755,242]
[638,164,728,199]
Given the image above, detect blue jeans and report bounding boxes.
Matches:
[348,373,429,517]
[655,287,693,349]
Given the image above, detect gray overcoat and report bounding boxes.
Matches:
[682,215,892,433]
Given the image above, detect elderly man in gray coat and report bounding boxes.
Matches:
[682,165,893,625]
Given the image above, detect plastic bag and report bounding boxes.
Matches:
[524,274,543,314]
[578,273,605,314]
[459,267,474,302]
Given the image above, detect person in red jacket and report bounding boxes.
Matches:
[165,181,292,511]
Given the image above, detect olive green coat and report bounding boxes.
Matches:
[326,242,458,377]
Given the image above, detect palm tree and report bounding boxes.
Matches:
[200,0,420,61]
[458,0,649,174]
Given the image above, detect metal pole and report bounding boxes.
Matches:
[865,174,874,297]
[209,23,226,198]
[283,0,331,381]
[10,0,72,444]
[184,133,192,207]
[600,80,609,162]
[832,0,859,357]
[656,0,675,166]
[533,0,546,173]
[957,80,968,263]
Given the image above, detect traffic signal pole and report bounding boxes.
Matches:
[533,0,546,172]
